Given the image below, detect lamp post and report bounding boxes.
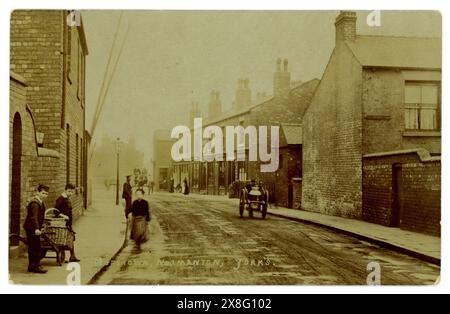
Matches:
[115,137,121,205]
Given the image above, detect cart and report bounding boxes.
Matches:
[9,209,74,266]
[239,182,269,219]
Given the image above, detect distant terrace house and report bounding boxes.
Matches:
[153,130,175,191]
[172,59,319,208]
[9,10,90,245]
[302,11,441,236]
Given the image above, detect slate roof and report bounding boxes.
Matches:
[346,35,441,69]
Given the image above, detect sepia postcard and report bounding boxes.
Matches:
[8,10,441,286]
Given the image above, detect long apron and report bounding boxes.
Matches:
[130,215,149,244]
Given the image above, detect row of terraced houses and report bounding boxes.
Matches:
[9,10,91,247]
[163,11,441,236]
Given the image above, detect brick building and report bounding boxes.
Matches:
[302,11,441,235]
[172,59,319,208]
[9,10,90,244]
[153,130,175,191]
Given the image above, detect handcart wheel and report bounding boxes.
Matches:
[57,250,66,265]
[239,195,245,218]
[261,204,267,220]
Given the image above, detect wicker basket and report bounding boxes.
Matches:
[42,226,74,248]
[44,208,67,227]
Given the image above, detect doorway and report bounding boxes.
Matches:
[390,164,403,227]
[288,182,293,208]
[10,113,22,245]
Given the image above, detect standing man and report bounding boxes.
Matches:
[23,184,49,273]
[122,175,133,218]
[55,183,80,263]
[149,180,154,194]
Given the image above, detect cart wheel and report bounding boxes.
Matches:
[261,205,267,219]
[239,197,245,218]
[58,250,66,265]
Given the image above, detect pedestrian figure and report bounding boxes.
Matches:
[148,180,154,194]
[122,175,133,218]
[169,178,175,193]
[129,189,151,251]
[23,184,49,273]
[183,178,190,195]
[54,183,80,263]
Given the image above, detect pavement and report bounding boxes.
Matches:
[8,186,127,285]
[95,192,439,285]
[176,192,441,266]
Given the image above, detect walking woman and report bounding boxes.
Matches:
[129,189,151,251]
[183,177,190,195]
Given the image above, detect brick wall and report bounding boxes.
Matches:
[362,69,441,155]
[362,151,440,236]
[302,44,363,218]
[401,161,440,235]
[10,10,64,152]
[30,152,60,210]
[11,10,88,218]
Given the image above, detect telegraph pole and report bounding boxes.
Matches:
[115,137,120,205]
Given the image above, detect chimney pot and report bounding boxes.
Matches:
[335,11,357,44]
[276,58,282,71]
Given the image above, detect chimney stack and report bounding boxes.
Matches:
[233,78,251,110]
[208,90,222,120]
[273,58,291,98]
[335,11,357,44]
[189,101,201,127]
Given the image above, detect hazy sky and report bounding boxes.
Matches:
[82,10,441,164]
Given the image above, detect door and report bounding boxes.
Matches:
[390,164,403,227]
[10,113,22,245]
[288,182,293,208]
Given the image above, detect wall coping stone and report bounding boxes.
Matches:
[363,148,441,163]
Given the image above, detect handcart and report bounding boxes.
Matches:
[9,209,74,266]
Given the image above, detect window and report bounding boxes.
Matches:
[82,52,86,107]
[80,138,83,188]
[404,83,440,130]
[66,124,70,184]
[76,133,79,187]
[66,25,72,82]
[77,41,82,101]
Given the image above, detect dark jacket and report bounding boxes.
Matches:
[122,182,132,200]
[54,195,73,228]
[123,182,133,217]
[23,197,46,231]
[131,199,151,222]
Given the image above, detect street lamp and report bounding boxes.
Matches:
[115,137,121,205]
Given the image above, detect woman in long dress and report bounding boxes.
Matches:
[130,189,151,251]
[183,178,190,195]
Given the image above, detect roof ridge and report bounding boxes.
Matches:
[357,34,441,40]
